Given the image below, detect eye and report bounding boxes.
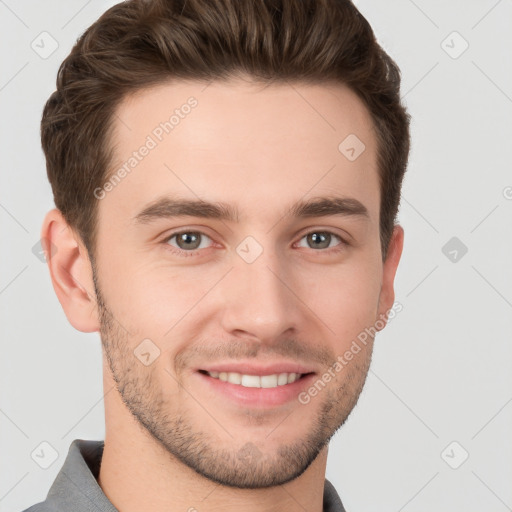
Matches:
[162,229,348,257]
[164,230,213,255]
[296,231,346,252]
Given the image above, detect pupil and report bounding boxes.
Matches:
[179,232,199,249]
[310,232,328,249]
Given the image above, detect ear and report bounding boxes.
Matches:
[40,209,100,333]
[376,224,404,330]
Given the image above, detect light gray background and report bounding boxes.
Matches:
[1,1,511,511]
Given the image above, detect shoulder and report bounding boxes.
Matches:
[18,501,60,512]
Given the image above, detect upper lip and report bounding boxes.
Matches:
[197,361,316,376]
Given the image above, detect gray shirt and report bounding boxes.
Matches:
[21,439,347,512]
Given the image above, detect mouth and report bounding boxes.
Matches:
[198,369,312,389]
[194,365,317,408]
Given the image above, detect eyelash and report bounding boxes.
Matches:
[162,229,349,257]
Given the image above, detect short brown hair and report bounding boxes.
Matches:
[41,0,410,262]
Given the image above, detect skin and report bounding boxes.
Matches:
[42,76,404,512]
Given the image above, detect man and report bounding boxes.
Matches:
[24,0,410,510]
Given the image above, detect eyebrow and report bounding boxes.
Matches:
[132,195,369,224]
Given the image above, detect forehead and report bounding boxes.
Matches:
[102,78,380,227]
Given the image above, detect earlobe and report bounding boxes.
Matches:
[376,224,404,330]
[41,209,100,333]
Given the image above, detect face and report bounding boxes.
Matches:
[91,77,401,488]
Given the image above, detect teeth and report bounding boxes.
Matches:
[241,375,261,388]
[227,372,241,385]
[277,373,289,385]
[260,375,278,388]
[206,371,302,388]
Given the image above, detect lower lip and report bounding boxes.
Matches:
[195,371,316,408]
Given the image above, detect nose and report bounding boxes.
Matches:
[219,247,303,343]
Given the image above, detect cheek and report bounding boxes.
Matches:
[99,234,382,339]
[297,259,382,338]
[110,265,218,339]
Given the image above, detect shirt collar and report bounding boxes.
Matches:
[42,439,345,512]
